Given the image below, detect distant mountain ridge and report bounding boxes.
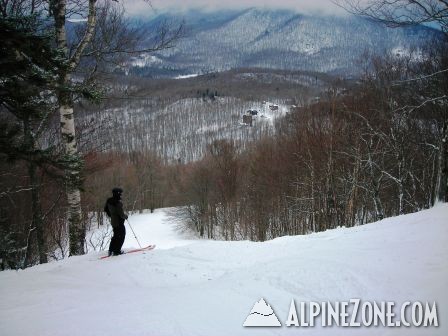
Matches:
[128,8,440,77]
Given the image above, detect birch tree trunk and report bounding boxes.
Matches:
[51,0,97,255]
[59,90,85,256]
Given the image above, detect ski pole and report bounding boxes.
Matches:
[126,218,142,248]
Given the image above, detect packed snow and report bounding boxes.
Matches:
[1,205,447,336]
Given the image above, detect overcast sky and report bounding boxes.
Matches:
[124,0,348,17]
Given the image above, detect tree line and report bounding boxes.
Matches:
[171,45,447,240]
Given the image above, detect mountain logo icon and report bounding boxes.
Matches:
[243,298,282,327]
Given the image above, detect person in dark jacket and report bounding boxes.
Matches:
[104,187,128,256]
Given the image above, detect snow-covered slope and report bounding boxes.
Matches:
[90,96,291,162]
[1,205,447,336]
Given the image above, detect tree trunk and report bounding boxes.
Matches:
[51,0,97,256]
[29,162,47,264]
[347,152,360,227]
[59,95,85,256]
[435,120,448,203]
[23,117,47,264]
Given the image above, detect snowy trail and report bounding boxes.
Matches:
[122,209,195,250]
[1,205,447,336]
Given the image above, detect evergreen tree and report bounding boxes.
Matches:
[0,15,66,267]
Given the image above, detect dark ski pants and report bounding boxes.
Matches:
[109,224,126,254]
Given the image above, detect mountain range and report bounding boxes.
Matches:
[128,8,440,77]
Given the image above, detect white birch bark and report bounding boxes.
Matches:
[51,0,97,255]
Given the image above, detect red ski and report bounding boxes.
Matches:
[99,244,156,260]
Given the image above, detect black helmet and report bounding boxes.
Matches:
[112,187,123,195]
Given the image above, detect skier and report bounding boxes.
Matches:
[104,187,128,256]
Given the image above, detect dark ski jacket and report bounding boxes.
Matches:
[104,197,127,228]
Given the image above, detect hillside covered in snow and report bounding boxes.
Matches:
[1,205,447,336]
[128,8,440,76]
[77,68,323,162]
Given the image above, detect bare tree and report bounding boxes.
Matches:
[335,0,448,33]
[336,0,448,203]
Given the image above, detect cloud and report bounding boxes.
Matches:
[124,0,347,17]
